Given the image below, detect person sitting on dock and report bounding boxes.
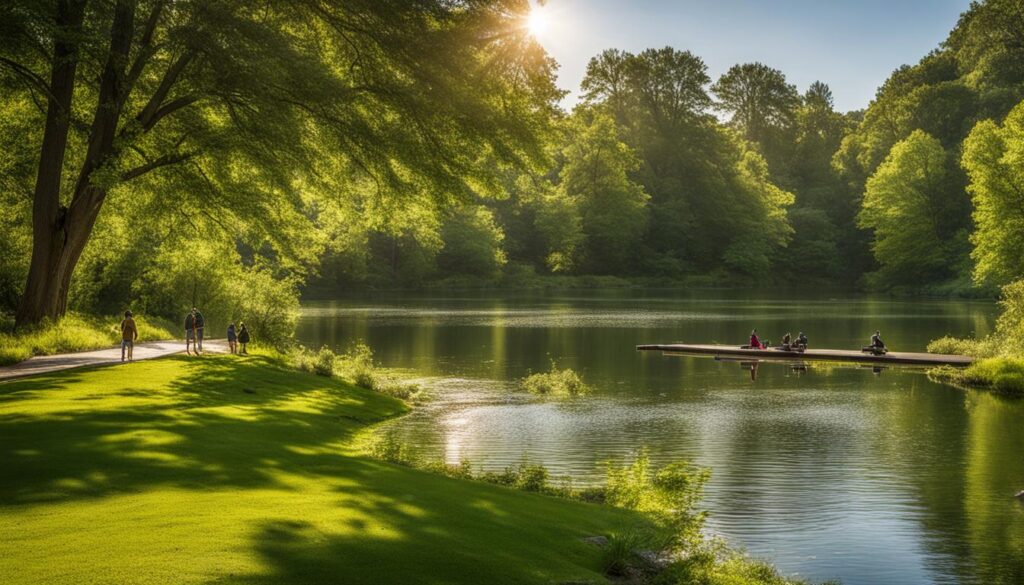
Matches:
[795,332,808,350]
[864,330,886,354]
[780,332,792,350]
[749,329,766,350]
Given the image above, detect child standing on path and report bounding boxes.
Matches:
[120,311,138,362]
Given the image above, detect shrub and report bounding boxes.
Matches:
[370,434,415,465]
[929,358,1024,396]
[667,548,828,585]
[338,343,377,389]
[926,336,998,358]
[421,458,475,480]
[602,531,653,577]
[605,451,710,549]
[290,343,421,400]
[514,462,549,492]
[521,364,591,396]
[313,347,336,377]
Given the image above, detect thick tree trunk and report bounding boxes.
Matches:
[17,0,191,329]
[15,0,87,328]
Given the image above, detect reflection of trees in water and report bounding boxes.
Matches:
[870,381,1024,583]
[963,391,1024,584]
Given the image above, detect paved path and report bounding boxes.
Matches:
[0,340,229,382]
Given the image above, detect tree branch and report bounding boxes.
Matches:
[121,151,195,182]
[0,57,59,105]
[145,94,199,131]
[119,0,168,111]
[136,48,197,129]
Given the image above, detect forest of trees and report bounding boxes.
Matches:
[307,0,1024,296]
[2,0,1024,330]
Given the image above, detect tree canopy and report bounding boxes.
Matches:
[0,0,558,326]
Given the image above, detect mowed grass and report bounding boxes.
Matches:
[0,355,649,584]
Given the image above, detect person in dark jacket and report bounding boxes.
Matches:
[237,323,250,354]
[184,310,196,356]
[795,332,808,350]
[227,322,238,355]
[193,307,205,353]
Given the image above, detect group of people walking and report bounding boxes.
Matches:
[184,307,250,355]
[116,307,252,362]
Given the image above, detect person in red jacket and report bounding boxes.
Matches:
[749,329,766,350]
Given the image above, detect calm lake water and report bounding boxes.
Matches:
[296,290,1024,585]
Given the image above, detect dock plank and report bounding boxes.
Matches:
[636,344,973,367]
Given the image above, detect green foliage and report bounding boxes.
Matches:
[601,530,655,577]
[781,208,841,277]
[927,336,999,359]
[310,347,337,377]
[532,187,584,273]
[929,279,1024,392]
[713,62,800,178]
[521,364,591,397]
[930,358,1024,396]
[667,546,827,585]
[559,111,649,274]
[136,239,299,348]
[2,0,562,326]
[0,313,174,366]
[437,206,507,278]
[962,100,1024,286]
[835,0,1024,289]
[859,130,961,286]
[604,451,711,549]
[324,343,422,401]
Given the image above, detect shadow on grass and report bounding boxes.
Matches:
[0,355,406,504]
[0,355,649,584]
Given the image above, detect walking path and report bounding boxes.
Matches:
[0,340,228,382]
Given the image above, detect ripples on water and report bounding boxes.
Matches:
[298,292,1022,585]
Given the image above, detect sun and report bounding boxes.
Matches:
[527,7,548,37]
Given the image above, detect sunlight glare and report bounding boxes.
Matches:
[527,7,548,37]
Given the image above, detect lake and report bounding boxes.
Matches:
[296,289,1024,585]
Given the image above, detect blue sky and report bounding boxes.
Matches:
[530,0,972,112]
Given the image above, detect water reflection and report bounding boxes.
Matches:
[296,290,1020,585]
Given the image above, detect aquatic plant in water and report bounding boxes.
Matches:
[520,362,591,396]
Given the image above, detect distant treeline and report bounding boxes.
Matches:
[309,0,1024,295]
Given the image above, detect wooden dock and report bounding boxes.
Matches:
[636,344,974,368]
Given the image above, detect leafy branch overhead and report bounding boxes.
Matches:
[0,0,559,326]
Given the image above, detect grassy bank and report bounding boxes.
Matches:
[0,354,657,584]
[0,313,176,366]
[928,358,1024,396]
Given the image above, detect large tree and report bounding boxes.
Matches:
[558,110,648,274]
[0,0,559,327]
[962,100,1024,286]
[711,62,799,150]
[858,130,959,285]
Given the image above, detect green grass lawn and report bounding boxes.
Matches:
[0,355,649,584]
